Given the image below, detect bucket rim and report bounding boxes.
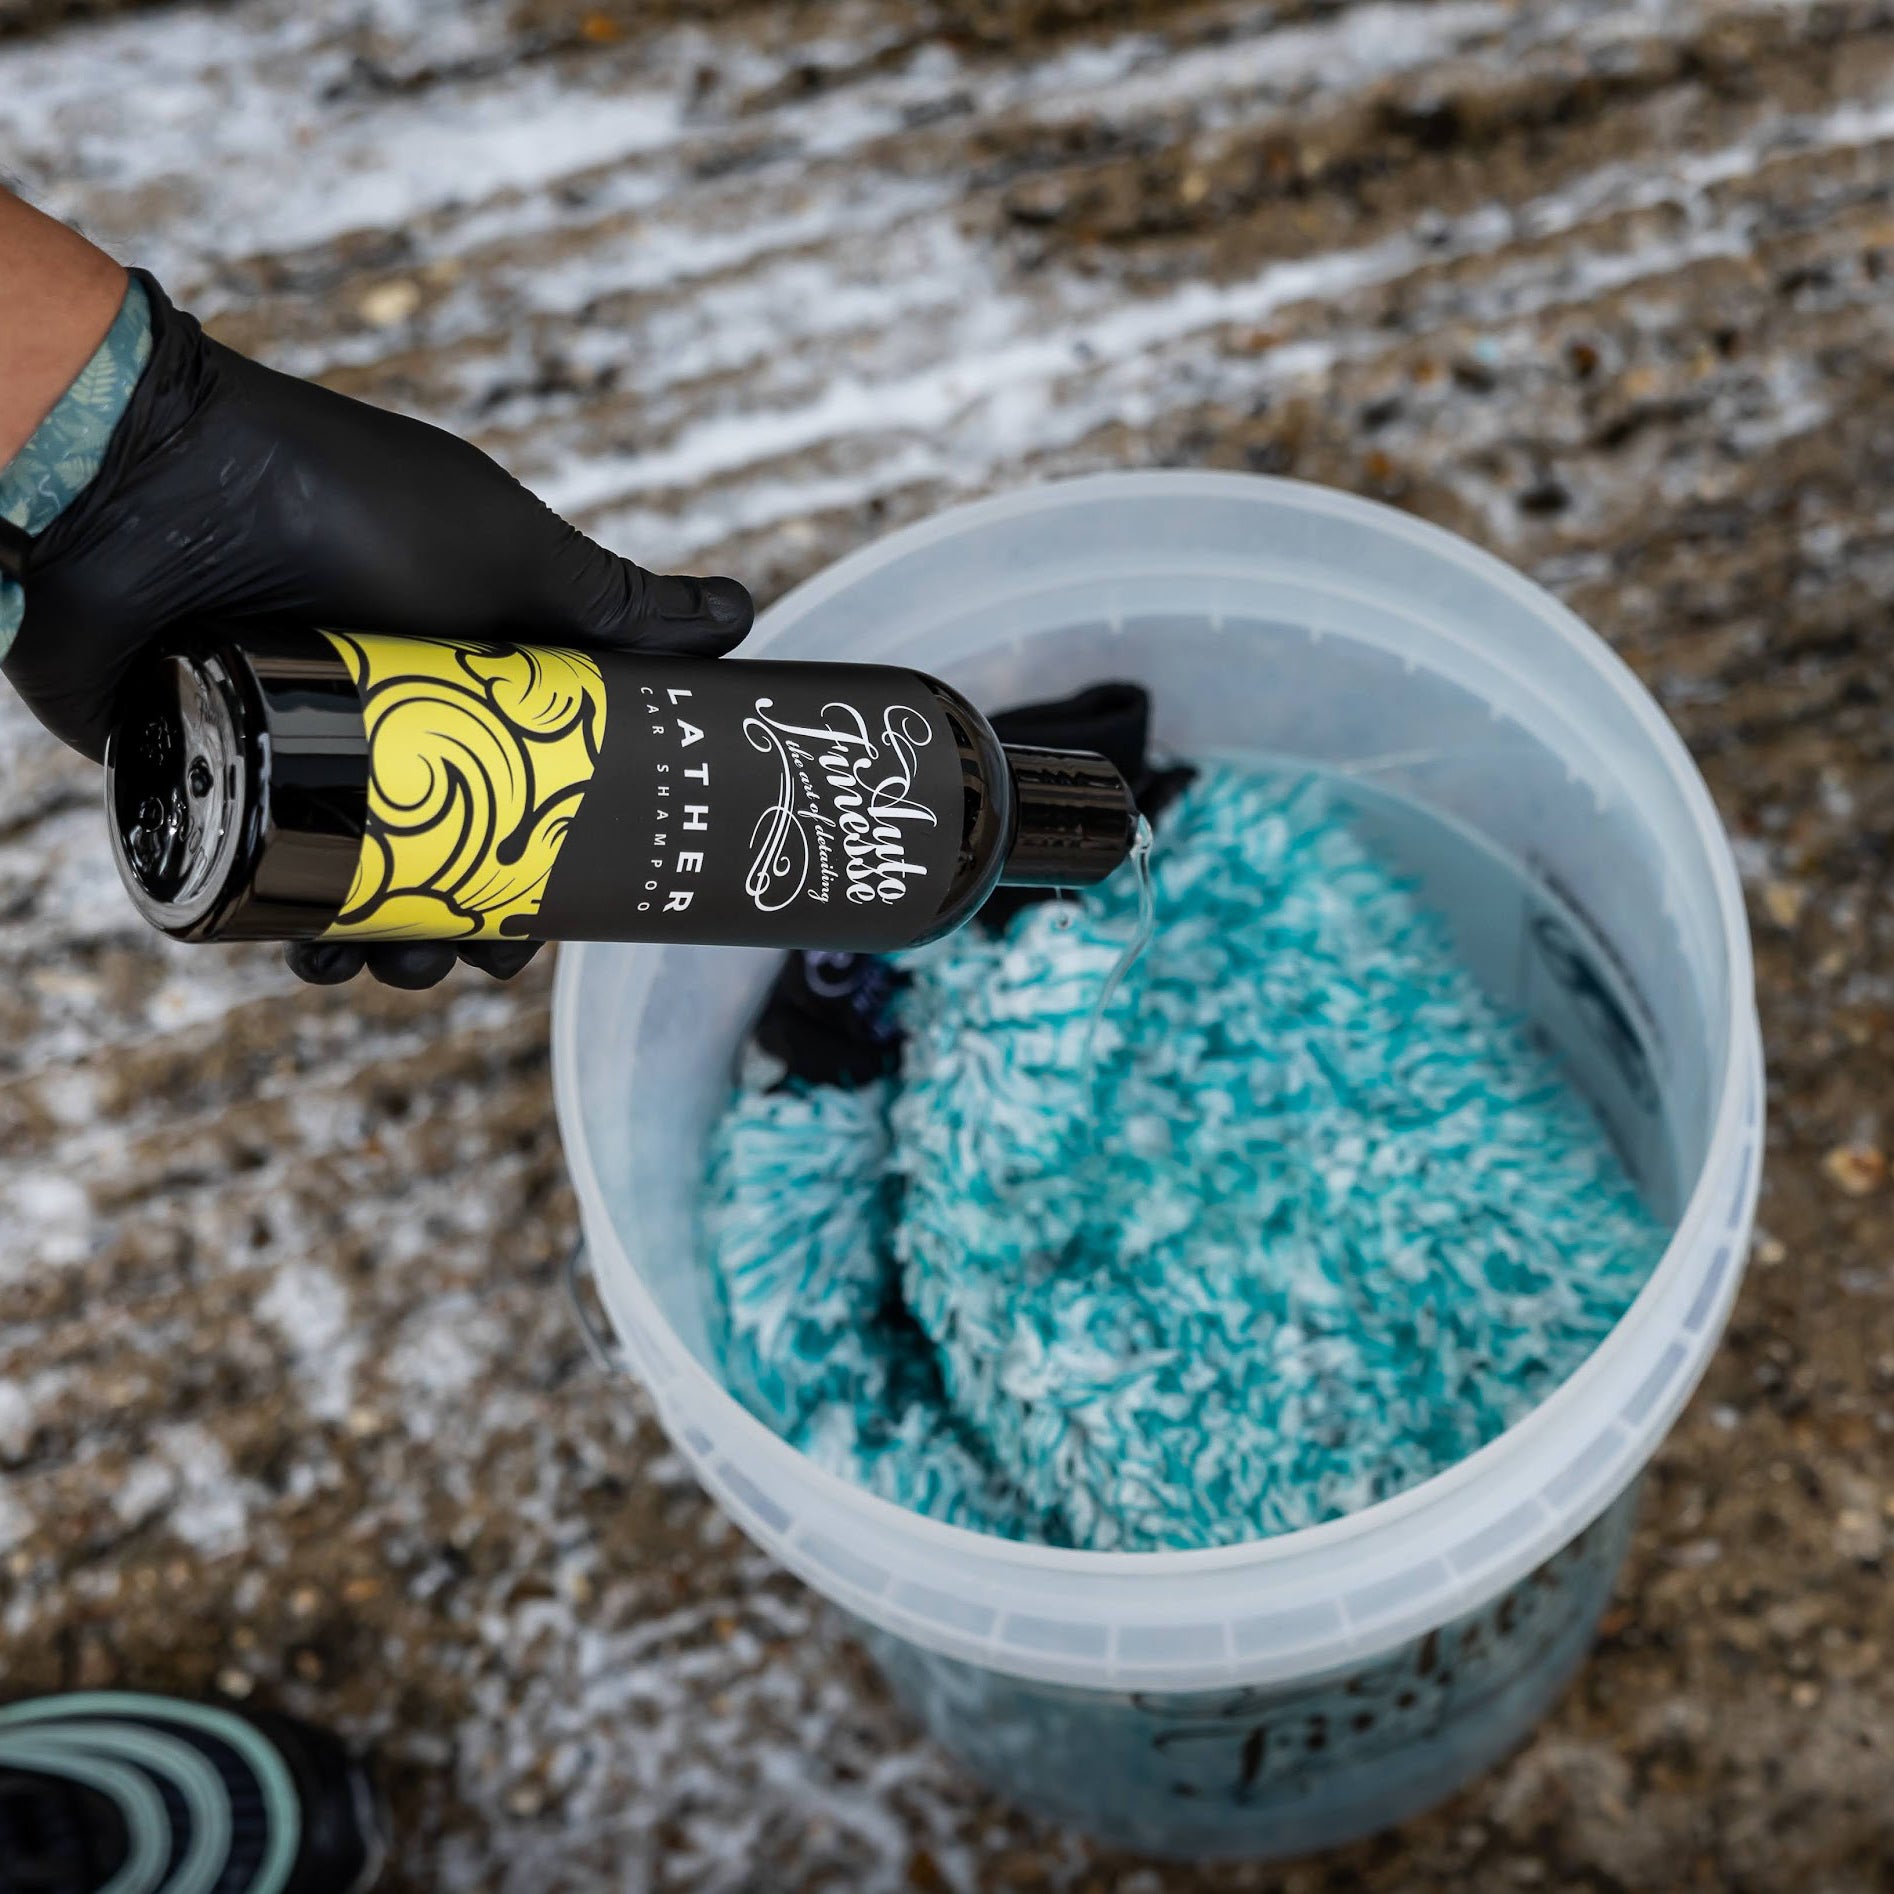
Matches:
[554,471,1762,1682]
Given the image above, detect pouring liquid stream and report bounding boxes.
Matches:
[1078,813,1156,1096]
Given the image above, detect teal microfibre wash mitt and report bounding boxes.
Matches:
[700,762,1665,1552]
[703,1055,1048,1539]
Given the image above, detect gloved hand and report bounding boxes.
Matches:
[2,271,752,990]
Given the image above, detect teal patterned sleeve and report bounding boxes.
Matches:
[0,275,152,662]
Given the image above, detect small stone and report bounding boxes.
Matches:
[1823,1144,1886,1197]
[1791,1681,1820,1709]
[290,1585,322,1617]
[357,280,422,327]
[907,1850,949,1892]
[1226,327,1283,356]
[346,1406,385,1438]
[1768,1596,1825,1642]
[505,1784,545,1817]
[1178,170,1209,205]
[293,1650,324,1682]
[1836,1508,1884,1561]
[342,1576,382,1605]
[1761,881,1805,927]
[216,1666,254,1700]
[76,1636,116,1689]
[1753,1230,1786,1267]
[577,10,621,42]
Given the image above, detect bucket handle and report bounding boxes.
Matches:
[563,1241,627,1378]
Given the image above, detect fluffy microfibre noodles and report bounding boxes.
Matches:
[700,764,1665,1552]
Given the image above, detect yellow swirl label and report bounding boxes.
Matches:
[319,631,606,942]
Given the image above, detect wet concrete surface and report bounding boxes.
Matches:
[2,0,1891,1887]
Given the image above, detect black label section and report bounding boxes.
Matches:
[535,657,968,948]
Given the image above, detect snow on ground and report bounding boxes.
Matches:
[4,0,1894,1886]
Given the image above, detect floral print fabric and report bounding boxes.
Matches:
[0,275,151,659]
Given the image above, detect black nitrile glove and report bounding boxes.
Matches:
[3,270,753,990]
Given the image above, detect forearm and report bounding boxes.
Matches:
[0,189,126,466]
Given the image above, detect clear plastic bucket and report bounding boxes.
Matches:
[553,473,1762,1859]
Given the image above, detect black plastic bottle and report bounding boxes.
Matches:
[104,627,1137,952]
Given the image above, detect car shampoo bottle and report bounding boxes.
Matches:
[104,627,1137,952]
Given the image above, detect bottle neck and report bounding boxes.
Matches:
[1000,745,1137,888]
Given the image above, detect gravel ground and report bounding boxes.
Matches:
[3,0,1892,1888]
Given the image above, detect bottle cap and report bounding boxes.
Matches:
[105,630,367,941]
[1000,745,1137,887]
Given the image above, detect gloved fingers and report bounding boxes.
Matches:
[524,514,753,657]
[456,939,542,980]
[363,943,460,990]
[625,569,754,657]
[288,940,456,990]
[284,939,541,988]
[283,941,368,985]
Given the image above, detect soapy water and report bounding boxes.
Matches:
[701,761,1670,1551]
[1060,750,1507,1080]
[1080,813,1156,1080]
[1047,814,1156,1092]
[1046,813,1156,1142]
